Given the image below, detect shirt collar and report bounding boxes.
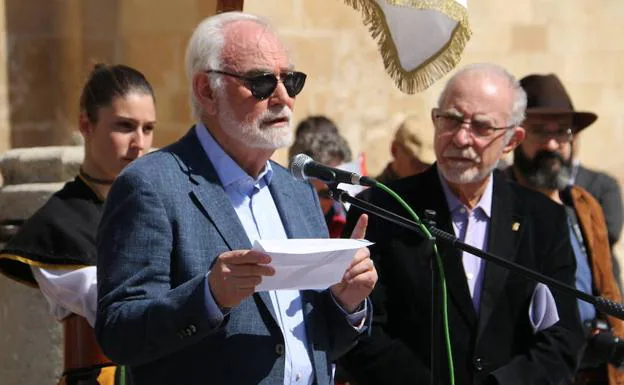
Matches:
[438,169,493,218]
[194,122,273,191]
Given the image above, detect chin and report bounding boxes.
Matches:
[440,164,489,185]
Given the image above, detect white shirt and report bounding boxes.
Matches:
[31,265,98,326]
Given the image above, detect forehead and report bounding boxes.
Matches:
[441,73,512,119]
[104,92,156,120]
[221,21,290,72]
[524,114,574,129]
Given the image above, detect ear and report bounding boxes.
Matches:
[193,72,218,116]
[502,126,526,154]
[78,113,92,139]
[390,140,398,158]
[430,108,438,124]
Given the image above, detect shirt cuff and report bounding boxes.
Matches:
[330,292,368,330]
[204,272,229,326]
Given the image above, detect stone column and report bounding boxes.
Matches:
[0,146,82,385]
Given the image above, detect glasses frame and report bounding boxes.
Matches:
[433,108,515,139]
[205,69,307,100]
[525,126,573,145]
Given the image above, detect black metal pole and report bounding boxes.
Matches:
[330,187,624,321]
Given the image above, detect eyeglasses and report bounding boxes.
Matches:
[433,109,514,138]
[525,126,573,144]
[205,69,307,100]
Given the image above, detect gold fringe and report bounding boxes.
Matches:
[344,0,472,94]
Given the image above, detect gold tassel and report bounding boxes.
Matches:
[344,0,472,94]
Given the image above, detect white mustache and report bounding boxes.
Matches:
[443,147,481,162]
[259,106,292,124]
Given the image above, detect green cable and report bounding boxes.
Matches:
[374,182,455,385]
[119,365,126,385]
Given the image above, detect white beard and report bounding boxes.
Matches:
[216,92,293,150]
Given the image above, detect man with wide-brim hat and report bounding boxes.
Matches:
[510,73,624,385]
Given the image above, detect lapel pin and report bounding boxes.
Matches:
[512,222,520,231]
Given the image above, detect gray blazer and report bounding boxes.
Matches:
[95,128,369,385]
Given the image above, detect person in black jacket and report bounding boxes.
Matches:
[339,63,584,385]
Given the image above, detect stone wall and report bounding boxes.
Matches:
[1,0,219,149]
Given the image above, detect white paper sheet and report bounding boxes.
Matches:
[252,238,373,291]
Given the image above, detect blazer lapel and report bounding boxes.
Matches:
[172,128,278,321]
[412,167,478,327]
[476,172,524,341]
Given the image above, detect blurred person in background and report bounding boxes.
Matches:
[289,116,353,238]
[0,63,156,385]
[376,115,435,184]
[571,134,624,290]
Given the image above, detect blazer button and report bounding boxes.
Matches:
[275,343,285,356]
[473,357,484,371]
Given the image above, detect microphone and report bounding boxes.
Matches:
[290,154,377,187]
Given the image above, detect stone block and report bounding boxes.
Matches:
[511,24,548,53]
[0,275,62,385]
[0,183,65,221]
[244,0,299,30]
[118,0,199,36]
[120,34,186,89]
[1,146,82,186]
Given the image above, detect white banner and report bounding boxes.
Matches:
[345,0,471,93]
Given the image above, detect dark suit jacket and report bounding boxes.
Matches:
[95,128,370,385]
[575,164,623,246]
[340,165,584,385]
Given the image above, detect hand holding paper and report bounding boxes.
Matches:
[331,214,378,313]
[208,250,275,308]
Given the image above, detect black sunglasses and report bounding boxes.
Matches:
[205,69,307,100]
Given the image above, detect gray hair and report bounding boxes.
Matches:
[184,12,272,119]
[288,130,353,167]
[437,63,527,143]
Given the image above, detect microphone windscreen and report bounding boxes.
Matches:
[290,153,312,181]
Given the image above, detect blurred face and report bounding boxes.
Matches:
[313,158,342,215]
[433,73,523,186]
[391,142,429,178]
[514,115,574,190]
[81,92,156,179]
[212,21,296,150]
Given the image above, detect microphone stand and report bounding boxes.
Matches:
[328,185,624,384]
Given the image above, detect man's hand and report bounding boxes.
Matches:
[208,250,275,308]
[331,214,377,313]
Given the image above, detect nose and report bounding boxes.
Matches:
[542,137,560,152]
[452,124,473,147]
[130,129,147,154]
[268,80,291,106]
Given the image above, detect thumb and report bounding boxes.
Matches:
[350,213,368,240]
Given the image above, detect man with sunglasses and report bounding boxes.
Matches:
[95,12,376,385]
[339,63,584,385]
[509,73,624,385]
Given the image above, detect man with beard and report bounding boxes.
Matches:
[94,12,377,385]
[339,63,584,385]
[510,73,624,385]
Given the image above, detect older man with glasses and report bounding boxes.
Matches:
[509,73,624,385]
[339,63,584,385]
[95,11,377,385]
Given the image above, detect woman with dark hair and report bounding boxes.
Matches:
[0,63,156,385]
